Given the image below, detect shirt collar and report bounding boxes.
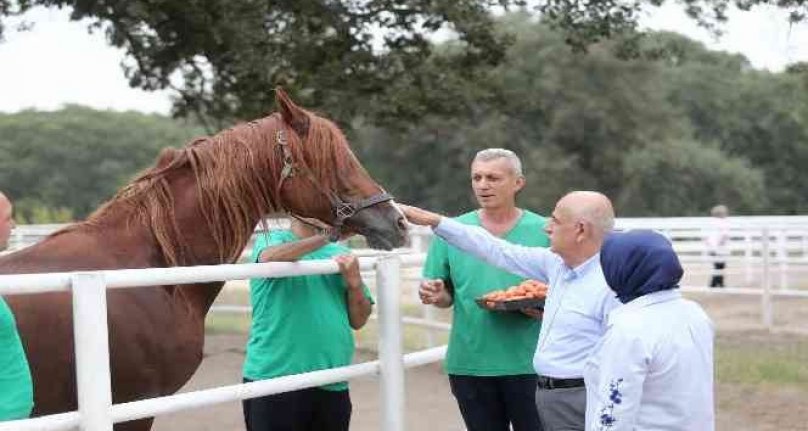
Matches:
[564,253,600,280]
[607,289,682,326]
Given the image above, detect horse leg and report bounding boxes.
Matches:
[114,417,154,431]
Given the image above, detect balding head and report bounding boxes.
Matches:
[557,191,615,240]
[545,191,615,267]
[0,191,14,251]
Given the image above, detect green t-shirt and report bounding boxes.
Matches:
[423,209,550,376]
[243,231,373,391]
[0,297,33,421]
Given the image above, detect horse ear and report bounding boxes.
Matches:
[275,87,310,138]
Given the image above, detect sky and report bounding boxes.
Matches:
[0,4,806,115]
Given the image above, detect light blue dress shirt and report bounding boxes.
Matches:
[434,217,621,378]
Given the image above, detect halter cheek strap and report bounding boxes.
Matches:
[274,126,394,241]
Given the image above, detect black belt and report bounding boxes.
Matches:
[537,375,585,390]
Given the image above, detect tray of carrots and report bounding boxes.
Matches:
[475,279,548,311]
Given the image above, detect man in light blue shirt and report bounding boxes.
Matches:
[400,191,621,431]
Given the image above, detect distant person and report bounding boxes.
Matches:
[585,229,714,430]
[705,204,730,288]
[242,219,373,431]
[420,148,549,431]
[0,191,34,421]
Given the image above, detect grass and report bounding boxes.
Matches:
[715,333,808,390]
[207,302,808,391]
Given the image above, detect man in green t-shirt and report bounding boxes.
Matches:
[242,219,373,431]
[420,149,549,431]
[0,191,34,422]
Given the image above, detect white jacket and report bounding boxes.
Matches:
[583,290,715,431]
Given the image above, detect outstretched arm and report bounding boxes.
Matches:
[257,234,330,262]
[399,204,556,282]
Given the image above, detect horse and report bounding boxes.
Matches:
[1,88,408,430]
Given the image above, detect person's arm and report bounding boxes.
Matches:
[400,204,556,281]
[420,232,454,308]
[588,323,648,431]
[335,254,372,329]
[435,218,554,281]
[257,234,330,262]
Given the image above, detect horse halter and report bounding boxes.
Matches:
[274,127,393,241]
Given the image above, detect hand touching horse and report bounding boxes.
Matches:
[1,88,407,430]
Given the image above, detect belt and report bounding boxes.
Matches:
[536,375,585,390]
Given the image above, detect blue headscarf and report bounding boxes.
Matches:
[600,230,683,304]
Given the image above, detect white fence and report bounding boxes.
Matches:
[0,254,437,431]
[1,216,808,429]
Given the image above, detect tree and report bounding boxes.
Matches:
[617,139,768,215]
[1,0,523,129]
[651,32,808,213]
[358,15,691,214]
[355,14,808,216]
[2,0,805,129]
[533,0,807,52]
[0,106,202,219]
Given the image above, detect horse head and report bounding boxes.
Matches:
[272,88,408,250]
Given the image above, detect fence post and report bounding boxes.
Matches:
[777,228,788,289]
[72,273,114,431]
[744,232,753,285]
[760,229,773,330]
[376,256,405,431]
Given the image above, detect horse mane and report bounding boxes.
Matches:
[57,110,360,266]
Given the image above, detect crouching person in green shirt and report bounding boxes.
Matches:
[0,191,33,422]
[242,219,373,431]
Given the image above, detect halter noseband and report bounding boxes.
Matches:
[274,127,393,241]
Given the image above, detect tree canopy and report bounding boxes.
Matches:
[353,15,808,216]
[1,0,805,128]
[0,106,202,222]
[0,4,806,219]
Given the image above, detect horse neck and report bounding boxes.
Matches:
[167,172,263,316]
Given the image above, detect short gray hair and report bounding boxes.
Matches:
[473,148,523,177]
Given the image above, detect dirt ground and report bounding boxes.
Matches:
[152,334,466,431]
[151,332,808,431]
[149,265,808,431]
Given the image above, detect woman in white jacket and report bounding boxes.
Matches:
[584,230,715,431]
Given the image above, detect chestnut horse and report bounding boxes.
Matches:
[1,88,407,430]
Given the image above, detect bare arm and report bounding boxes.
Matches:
[257,234,330,262]
[335,254,372,329]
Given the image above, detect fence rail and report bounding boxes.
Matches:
[0,255,429,431]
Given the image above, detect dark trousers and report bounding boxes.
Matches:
[242,379,351,431]
[449,374,543,431]
[710,262,726,287]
